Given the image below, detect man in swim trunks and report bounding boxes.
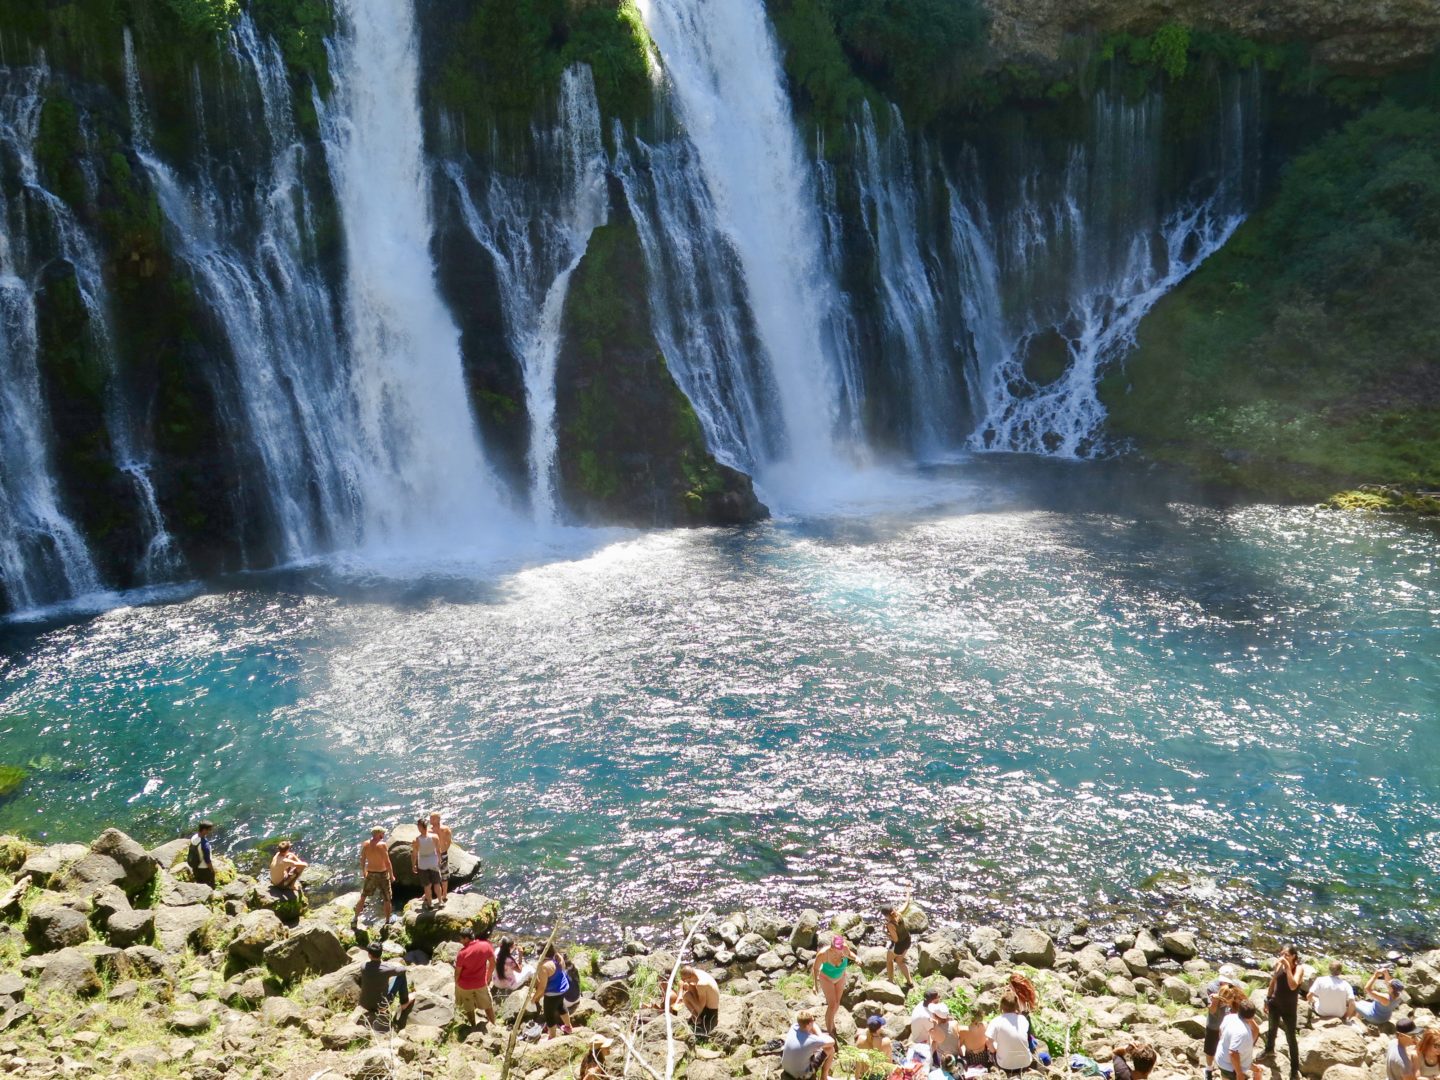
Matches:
[354,826,396,928]
[680,965,721,1037]
[429,811,452,904]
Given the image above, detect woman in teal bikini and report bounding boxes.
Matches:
[812,934,860,1036]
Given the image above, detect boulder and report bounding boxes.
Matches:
[1409,950,1440,1007]
[517,1034,586,1073]
[443,843,482,885]
[595,979,630,1012]
[89,829,159,895]
[168,1008,215,1034]
[854,980,906,1006]
[1122,948,1151,977]
[967,926,1004,964]
[789,910,820,951]
[1006,928,1056,968]
[716,919,743,947]
[408,989,455,1028]
[901,904,930,934]
[149,838,190,870]
[756,951,785,972]
[89,883,130,922]
[348,1047,403,1079]
[18,843,88,889]
[1161,931,1199,960]
[385,824,422,886]
[260,996,303,1028]
[918,935,962,978]
[122,944,170,978]
[36,947,102,996]
[25,901,90,952]
[1168,1014,1209,1038]
[1074,945,1109,976]
[741,989,792,1043]
[858,946,889,972]
[746,908,788,943]
[228,909,287,967]
[401,893,501,951]
[157,873,214,907]
[263,922,349,982]
[51,853,129,896]
[1160,977,1192,1004]
[831,912,866,941]
[300,961,366,1007]
[1297,1026,1369,1076]
[153,904,217,954]
[734,933,768,963]
[1108,975,1137,998]
[1320,1067,1368,1080]
[105,907,155,948]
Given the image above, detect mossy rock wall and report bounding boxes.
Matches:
[553,214,768,528]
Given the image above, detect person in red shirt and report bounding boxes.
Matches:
[455,926,497,1026]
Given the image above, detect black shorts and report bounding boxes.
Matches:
[543,994,568,1026]
[1204,1029,1222,1057]
[891,938,911,957]
[696,1005,718,1035]
[419,867,441,887]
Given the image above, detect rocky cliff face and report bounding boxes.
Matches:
[985,0,1440,72]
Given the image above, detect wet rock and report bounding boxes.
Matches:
[264,922,348,982]
[25,901,90,952]
[1006,928,1056,968]
[1161,931,1199,960]
[228,909,286,967]
[36,948,102,997]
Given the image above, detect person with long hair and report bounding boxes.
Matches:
[812,934,859,1037]
[1263,945,1302,1079]
[987,990,1033,1074]
[531,943,574,1038]
[1416,1026,1440,1078]
[883,889,915,987]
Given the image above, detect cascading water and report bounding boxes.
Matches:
[322,0,512,547]
[0,65,102,612]
[635,0,860,482]
[854,102,959,455]
[125,24,363,561]
[958,75,1262,457]
[445,65,608,525]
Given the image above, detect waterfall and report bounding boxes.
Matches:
[854,102,959,455]
[958,76,1261,457]
[322,0,512,547]
[0,65,102,612]
[635,0,860,482]
[125,24,363,561]
[446,65,608,525]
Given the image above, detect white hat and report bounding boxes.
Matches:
[1217,963,1243,988]
[928,1003,952,1020]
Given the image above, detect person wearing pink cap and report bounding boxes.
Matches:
[812,933,859,1037]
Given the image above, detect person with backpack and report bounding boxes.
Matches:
[187,821,217,886]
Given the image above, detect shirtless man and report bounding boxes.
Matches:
[680,965,721,1037]
[428,812,452,904]
[354,827,396,929]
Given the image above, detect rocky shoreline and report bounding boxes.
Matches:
[1,828,1438,1080]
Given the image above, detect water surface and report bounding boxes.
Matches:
[2,460,1437,952]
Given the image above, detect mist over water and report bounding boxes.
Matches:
[2,461,1436,951]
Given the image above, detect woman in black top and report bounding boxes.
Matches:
[884,889,914,987]
[1264,945,1302,1080]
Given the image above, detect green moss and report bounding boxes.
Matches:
[1326,486,1440,514]
[561,0,653,120]
[163,0,239,37]
[35,95,88,210]
[249,0,334,94]
[0,769,27,801]
[0,836,38,873]
[1105,101,1440,501]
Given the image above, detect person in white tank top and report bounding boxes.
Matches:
[413,818,442,908]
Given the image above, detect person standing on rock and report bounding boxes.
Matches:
[429,811,452,904]
[781,1009,835,1080]
[412,817,442,910]
[1389,1019,1421,1080]
[986,990,1032,1075]
[884,889,915,987]
[812,934,859,1037]
[1204,966,1245,1080]
[1217,1000,1258,1080]
[354,826,396,930]
[1307,960,1357,1023]
[532,943,574,1038]
[455,925,496,1027]
[187,820,217,887]
[680,965,721,1037]
[1262,945,1302,1079]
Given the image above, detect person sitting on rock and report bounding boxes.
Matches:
[531,944,574,1038]
[910,988,941,1047]
[1110,1041,1157,1080]
[1390,1018,1421,1080]
[455,926,497,1027]
[987,991,1033,1075]
[959,1009,995,1072]
[580,1033,616,1080]
[268,840,307,893]
[359,941,413,1027]
[187,820,217,887]
[1217,1000,1258,1080]
[854,1014,894,1079]
[884,888,915,988]
[781,1009,835,1080]
[1359,967,1405,1026]
[1308,961,1357,1023]
[493,938,535,991]
[353,826,396,931]
[928,1002,961,1069]
[680,965,721,1037]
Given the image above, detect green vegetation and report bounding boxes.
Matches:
[0,768,27,800]
[434,0,653,134]
[1104,101,1440,501]
[164,0,239,36]
[249,0,334,93]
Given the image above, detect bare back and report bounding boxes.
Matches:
[361,838,392,874]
